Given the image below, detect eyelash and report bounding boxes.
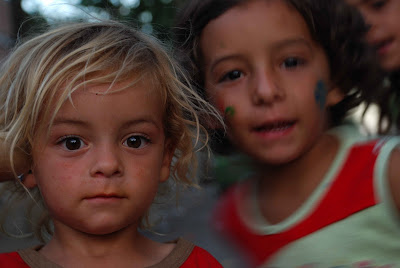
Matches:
[281,57,306,69]
[219,70,243,83]
[56,134,151,151]
[217,56,306,83]
[57,135,85,151]
[371,0,387,10]
[123,135,151,149]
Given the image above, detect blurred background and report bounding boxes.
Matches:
[0,0,186,60]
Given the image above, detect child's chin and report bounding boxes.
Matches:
[265,156,298,166]
[379,48,400,71]
[79,223,131,236]
[252,151,301,166]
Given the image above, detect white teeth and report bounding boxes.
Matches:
[257,122,293,132]
[271,126,289,131]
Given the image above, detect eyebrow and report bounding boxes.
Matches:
[208,38,313,72]
[120,118,161,130]
[270,37,314,53]
[52,118,161,130]
[52,118,87,127]
[208,53,242,74]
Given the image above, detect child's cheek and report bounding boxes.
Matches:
[224,106,235,118]
[215,98,225,115]
[215,98,235,118]
[314,80,327,110]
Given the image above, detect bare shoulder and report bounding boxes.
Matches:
[387,147,400,211]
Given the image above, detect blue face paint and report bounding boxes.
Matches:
[314,80,327,110]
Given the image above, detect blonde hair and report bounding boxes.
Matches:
[0,21,222,241]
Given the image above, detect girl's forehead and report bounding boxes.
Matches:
[202,0,306,36]
[200,0,311,55]
[38,79,165,129]
[42,77,164,121]
[64,79,162,104]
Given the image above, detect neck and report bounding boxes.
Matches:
[255,131,340,224]
[261,131,339,190]
[40,223,172,267]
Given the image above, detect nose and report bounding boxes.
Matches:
[366,22,382,46]
[251,71,284,105]
[89,144,123,178]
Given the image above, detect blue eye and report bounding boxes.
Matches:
[282,57,304,69]
[220,70,243,82]
[60,136,84,151]
[124,135,150,149]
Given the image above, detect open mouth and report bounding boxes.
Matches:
[375,38,394,54]
[254,121,296,132]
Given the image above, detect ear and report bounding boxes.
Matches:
[159,141,175,183]
[326,87,345,107]
[22,170,37,189]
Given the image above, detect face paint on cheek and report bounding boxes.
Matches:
[314,80,327,110]
[225,106,235,117]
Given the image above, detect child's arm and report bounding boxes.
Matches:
[387,148,400,212]
[0,144,30,182]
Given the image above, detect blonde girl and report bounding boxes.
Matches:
[0,21,222,267]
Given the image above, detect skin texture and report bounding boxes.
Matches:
[346,0,400,71]
[29,80,175,267]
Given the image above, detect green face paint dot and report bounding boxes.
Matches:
[225,106,235,117]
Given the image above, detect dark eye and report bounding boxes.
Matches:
[124,135,149,149]
[61,137,83,151]
[282,57,304,69]
[221,70,243,82]
[371,0,387,9]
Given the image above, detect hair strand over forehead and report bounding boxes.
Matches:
[0,20,223,240]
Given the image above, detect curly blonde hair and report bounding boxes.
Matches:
[0,20,222,241]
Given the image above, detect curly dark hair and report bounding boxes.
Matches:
[173,0,385,129]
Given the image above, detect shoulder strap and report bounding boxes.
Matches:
[374,136,400,223]
[148,238,194,268]
[18,247,61,268]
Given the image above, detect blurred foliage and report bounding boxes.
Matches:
[10,0,186,40]
[78,0,184,35]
